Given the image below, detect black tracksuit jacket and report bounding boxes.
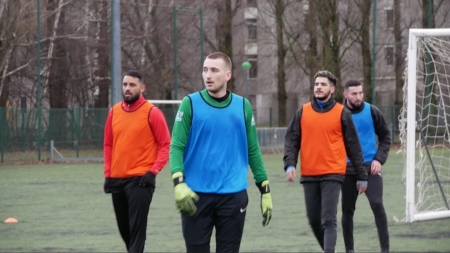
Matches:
[283,96,368,183]
[343,100,391,174]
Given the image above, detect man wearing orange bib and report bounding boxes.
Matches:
[103,70,171,253]
[283,70,368,253]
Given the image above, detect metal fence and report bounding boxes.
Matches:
[0,105,402,164]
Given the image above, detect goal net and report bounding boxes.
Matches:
[399,29,450,222]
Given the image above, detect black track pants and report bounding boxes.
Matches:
[112,178,154,253]
[181,190,248,253]
[303,180,341,253]
[341,173,389,252]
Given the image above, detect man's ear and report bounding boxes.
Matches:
[343,91,347,99]
[225,70,232,82]
[141,84,146,93]
[330,85,336,94]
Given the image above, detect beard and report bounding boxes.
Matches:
[315,90,331,101]
[348,100,363,110]
[123,92,140,104]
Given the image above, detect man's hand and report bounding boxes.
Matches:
[286,166,296,182]
[104,178,112,193]
[357,180,368,194]
[256,180,273,226]
[139,171,156,188]
[172,172,199,216]
[371,160,382,175]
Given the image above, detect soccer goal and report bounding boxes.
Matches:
[399,28,450,223]
[150,100,182,134]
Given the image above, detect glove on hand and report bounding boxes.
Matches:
[139,171,156,188]
[172,172,199,216]
[104,177,112,193]
[256,180,273,226]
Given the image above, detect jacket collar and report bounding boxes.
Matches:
[311,95,336,112]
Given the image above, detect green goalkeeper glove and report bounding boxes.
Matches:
[172,172,199,216]
[256,180,273,227]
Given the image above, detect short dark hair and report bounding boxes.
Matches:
[124,70,142,81]
[344,80,362,91]
[206,52,232,70]
[314,70,337,86]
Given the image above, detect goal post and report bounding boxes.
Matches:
[148,100,182,104]
[400,28,450,223]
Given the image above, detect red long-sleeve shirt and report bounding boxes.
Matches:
[103,96,171,178]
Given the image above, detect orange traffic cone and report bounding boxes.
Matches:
[4,217,18,223]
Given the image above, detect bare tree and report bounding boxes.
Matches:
[45,0,69,143]
[394,0,404,105]
[44,0,68,109]
[304,0,320,96]
[215,0,241,91]
[354,0,373,103]
[0,0,21,106]
[120,0,179,99]
[93,0,110,108]
[316,0,344,101]
[272,0,287,126]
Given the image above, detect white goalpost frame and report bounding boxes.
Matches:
[405,28,450,223]
[148,100,182,104]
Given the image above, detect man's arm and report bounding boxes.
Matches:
[244,99,268,183]
[169,96,193,175]
[370,105,391,165]
[148,107,171,175]
[341,108,368,181]
[244,99,272,227]
[103,108,113,178]
[283,107,302,171]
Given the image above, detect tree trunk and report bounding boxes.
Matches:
[0,0,19,103]
[394,0,404,105]
[216,0,235,91]
[0,75,9,108]
[94,0,110,108]
[46,0,68,144]
[0,47,13,107]
[329,0,342,102]
[149,0,172,100]
[359,0,373,104]
[306,1,319,99]
[318,0,343,101]
[274,0,287,126]
[316,0,342,102]
[84,0,94,106]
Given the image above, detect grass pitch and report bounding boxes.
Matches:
[1,152,450,252]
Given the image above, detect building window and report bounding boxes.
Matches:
[386,8,393,28]
[385,46,394,65]
[248,21,257,40]
[247,0,257,7]
[248,58,257,79]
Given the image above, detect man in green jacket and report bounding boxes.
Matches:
[169,52,273,253]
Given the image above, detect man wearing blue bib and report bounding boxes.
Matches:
[341,80,392,253]
[170,52,273,253]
